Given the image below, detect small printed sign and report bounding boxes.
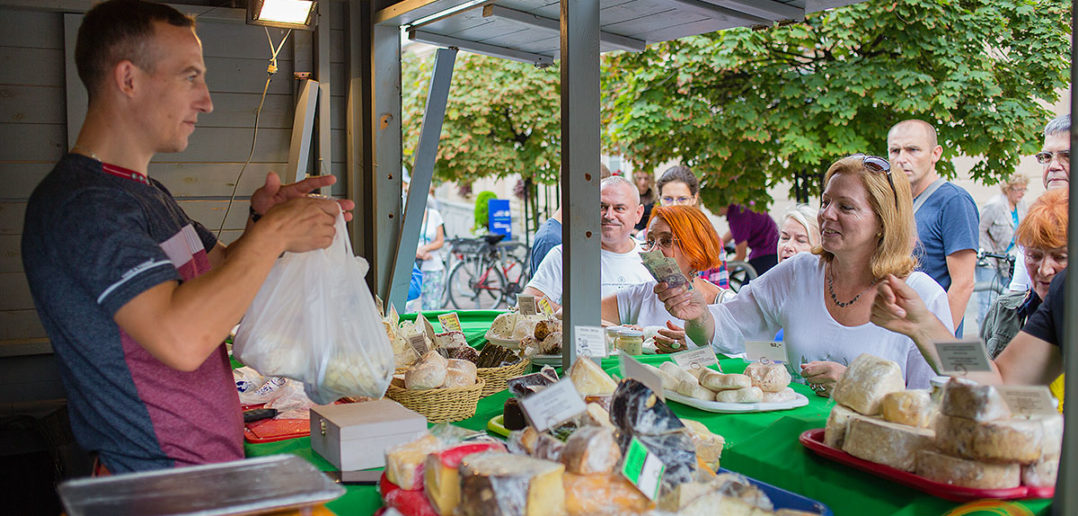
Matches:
[408,334,428,356]
[574,325,607,358]
[518,378,587,432]
[437,312,462,333]
[621,436,664,501]
[671,347,719,372]
[998,385,1058,417]
[538,297,554,316]
[745,340,787,363]
[517,294,538,316]
[417,313,437,340]
[934,339,993,375]
[619,352,664,401]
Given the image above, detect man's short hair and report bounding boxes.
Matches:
[1044,114,1070,138]
[600,175,640,205]
[888,119,938,147]
[76,0,194,100]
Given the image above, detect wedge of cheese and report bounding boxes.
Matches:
[915,449,1020,489]
[563,473,653,515]
[881,390,935,428]
[842,414,934,471]
[559,426,621,474]
[681,418,725,469]
[424,442,506,515]
[458,452,566,516]
[385,433,441,490]
[832,354,905,415]
[568,357,618,396]
[935,414,1043,464]
[940,377,1011,422]
[824,403,857,449]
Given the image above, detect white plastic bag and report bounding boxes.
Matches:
[233,210,394,404]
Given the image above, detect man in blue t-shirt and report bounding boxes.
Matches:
[21,0,352,473]
[530,208,562,278]
[888,120,978,335]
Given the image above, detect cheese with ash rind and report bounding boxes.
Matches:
[824,403,857,449]
[700,372,752,392]
[935,414,1043,464]
[563,472,653,515]
[559,426,622,474]
[842,414,934,471]
[423,442,506,515]
[940,377,1012,422]
[914,449,1020,489]
[743,361,791,393]
[832,354,905,415]
[881,390,935,428]
[457,452,566,516]
[568,357,618,396]
[385,433,441,490]
[714,386,764,403]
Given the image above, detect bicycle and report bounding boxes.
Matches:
[974,249,1016,297]
[445,234,530,309]
[723,242,757,293]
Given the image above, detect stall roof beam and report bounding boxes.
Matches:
[482,4,645,53]
[409,28,554,66]
[712,0,804,22]
[666,0,773,25]
[375,0,488,26]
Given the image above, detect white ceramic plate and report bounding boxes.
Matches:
[664,390,809,413]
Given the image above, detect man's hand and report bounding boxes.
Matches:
[250,172,356,222]
[257,196,341,253]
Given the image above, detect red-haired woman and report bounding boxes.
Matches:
[600,205,729,350]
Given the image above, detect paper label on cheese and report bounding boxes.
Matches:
[417,313,437,340]
[517,295,538,315]
[621,436,664,501]
[671,347,718,371]
[745,340,787,363]
[387,303,398,323]
[934,339,993,375]
[437,312,462,333]
[998,385,1058,417]
[408,334,428,356]
[518,378,587,432]
[574,325,607,358]
[538,297,554,316]
[619,352,664,401]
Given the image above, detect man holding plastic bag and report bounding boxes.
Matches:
[21,0,390,474]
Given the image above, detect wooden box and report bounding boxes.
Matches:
[309,399,427,471]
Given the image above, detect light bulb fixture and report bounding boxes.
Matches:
[247,0,317,31]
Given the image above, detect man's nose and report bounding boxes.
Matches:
[197,84,213,113]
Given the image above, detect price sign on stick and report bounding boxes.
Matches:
[934,339,993,375]
[671,348,719,372]
[408,334,428,356]
[437,313,462,333]
[517,295,538,315]
[745,340,787,363]
[998,385,1058,417]
[619,352,664,401]
[574,325,607,358]
[518,378,587,432]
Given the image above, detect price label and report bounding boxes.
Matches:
[574,325,607,358]
[619,352,664,401]
[518,378,587,432]
[517,294,538,315]
[745,340,787,363]
[671,347,719,372]
[998,385,1058,417]
[934,339,993,375]
[620,436,664,501]
[416,313,437,340]
[408,334,428,356]
[437,312,462,333]
[387,303,399,325]
[538,297,554,316]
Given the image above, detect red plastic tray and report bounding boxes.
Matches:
[244,418,313,444]
[799,428,1054,502]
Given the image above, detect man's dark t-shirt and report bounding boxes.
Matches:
[1022,269,1066,349]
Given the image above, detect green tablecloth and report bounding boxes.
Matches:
[244,313,1054,515]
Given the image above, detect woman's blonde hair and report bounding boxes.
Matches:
[814,155,918,278]
[783,204,821,249]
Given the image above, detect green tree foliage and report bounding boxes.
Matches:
[402,51,562,186]
[474,191,498,232]
[602,0,1071,210]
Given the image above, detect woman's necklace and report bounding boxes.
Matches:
[827,266,877,308]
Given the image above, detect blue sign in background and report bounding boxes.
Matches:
[488,198,511,238]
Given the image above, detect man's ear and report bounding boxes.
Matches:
[634,203,644,224]
[930,144,943,165]
[112,60,139,98]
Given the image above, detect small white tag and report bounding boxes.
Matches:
[619,352,664,401]
[574,325,607,358]
[745,340,787,363]
[998,385,1058,417]
[408,334,428,356]
[518,295,538,315]
[934,339,993,374]
[671,347,718,371]
[437,312,462,333]
[417,313,437,341]
[518,378,587,432]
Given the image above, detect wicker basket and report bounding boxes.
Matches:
[385,379,486,423]
[477,359,530,398]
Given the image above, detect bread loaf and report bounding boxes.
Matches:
[714,386,764,403]
[940,377,1012,422]
[404,352,449,390]
[881,390,934,428]
[842,414,934,471]
[935,414,1043,463]
[915,449,1020,489]
[539,331,563,354]
[700,372,752,392]
[832,354,905,415]
[743,361,791,393]
[534,319,561,341]
[443,359,477,388]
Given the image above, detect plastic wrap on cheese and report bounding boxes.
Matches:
[457,452,566,516]
[915,448,1020,489]
[610,379,697,493]
[940,377,1012,422]
[559,426,622,475]
[935,414,1044,463]
[842,414,934,471]
[832,354,905,415]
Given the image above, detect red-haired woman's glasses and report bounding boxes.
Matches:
[643,235,679,250]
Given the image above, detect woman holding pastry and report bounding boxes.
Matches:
[657,155,954,392]
[600,205,729,351]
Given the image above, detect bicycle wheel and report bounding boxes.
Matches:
[498,255,528,307]
[448,257,507,309]
[726,261,757,293]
